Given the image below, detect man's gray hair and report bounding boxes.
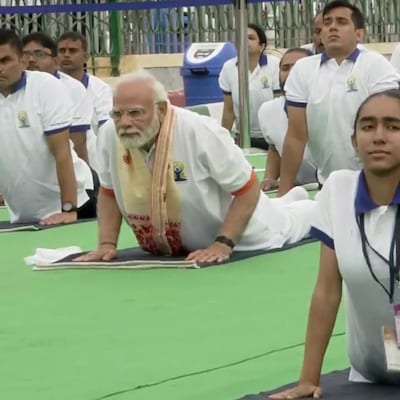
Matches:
[113,69,169,103]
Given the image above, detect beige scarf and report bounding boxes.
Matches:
[116,105,186,255]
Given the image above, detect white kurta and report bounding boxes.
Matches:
[81,73,113,172]
[97,107,315,251]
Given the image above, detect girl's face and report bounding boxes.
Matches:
[247,28,264,56]
[353,95,400,176]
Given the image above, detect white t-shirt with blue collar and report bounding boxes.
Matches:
[80,73,113,172]
[0,71,92,223]
[218,54,280,139]
[285,48,400,182]
[54,70,92,134]
[311,169,400,384]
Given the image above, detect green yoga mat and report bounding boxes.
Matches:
[1,210,348,400]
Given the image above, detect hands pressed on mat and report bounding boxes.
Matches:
[74,242,117,262]
[186,241,233,264]
[74,241,233,264]
[269,382,323,399]
[39,211,78,226]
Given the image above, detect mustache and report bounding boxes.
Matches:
[118,128,141,136]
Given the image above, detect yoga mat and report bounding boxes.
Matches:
[31,236,317,270]
[0,218,96,232]
[238,369,400,399]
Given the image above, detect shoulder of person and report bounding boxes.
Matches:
[287,54,320,76]
[324,169,360,191]
[221,57,238,70]
[175,106,229,137]
[259,96,284,116]
[87,73,112,91]
[358,48,391,63]
[265,53,281,66]
[57,71,87,93]
[26,70,61,87]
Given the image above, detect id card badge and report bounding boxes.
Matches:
[394,303,400,347]
[382,326,400,372]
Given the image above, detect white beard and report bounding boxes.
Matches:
[118,114,160,149]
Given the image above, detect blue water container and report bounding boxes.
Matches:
[181,42,237,106]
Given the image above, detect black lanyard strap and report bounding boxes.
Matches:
[356,206,400,304]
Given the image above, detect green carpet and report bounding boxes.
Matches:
[0,208,348,400]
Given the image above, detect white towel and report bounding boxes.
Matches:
[24,246,82,266]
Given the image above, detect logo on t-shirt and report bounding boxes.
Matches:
[346,75,358,92]
[173,161,187,182]
[261,76,270,89]
[17,110,30,128]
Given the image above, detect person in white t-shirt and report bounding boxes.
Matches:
[270,89,400,399]
[301,12,324,55]
[57,31,113,172]
[75,70,316,264]
[22,32,93,165]
[391,43,400,74]
[278,0,400,196]
[258,47,316,191]
[219,23,280,150]
[0,29,95,224]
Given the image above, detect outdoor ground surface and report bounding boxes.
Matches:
[0,204,348,400]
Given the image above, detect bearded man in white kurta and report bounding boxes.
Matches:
[77,70,315,265]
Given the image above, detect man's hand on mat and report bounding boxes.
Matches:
[261,178,279,192]
[269,383,323,399]
[186,242,232,264]
[40,212,78,225]
[74,244,117,262]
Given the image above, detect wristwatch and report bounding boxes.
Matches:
[62,201,78,213]
[215,235,235,249]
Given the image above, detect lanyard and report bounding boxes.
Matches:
[356,206,400,304]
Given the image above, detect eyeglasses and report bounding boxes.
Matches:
[110,103,160,121]
[110,108,148,121]
[22,50,53,60]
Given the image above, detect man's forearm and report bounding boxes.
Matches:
[219,184,260,244]
[98,191,122,246]
[221,110,235,132]
[300,289,342,385]
[55,154,78,205]
[278,133,307,195]
[70,133,89,164]
[264,148,280,180]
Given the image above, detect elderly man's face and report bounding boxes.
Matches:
[111,81,161,149]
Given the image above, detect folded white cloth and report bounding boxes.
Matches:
[24,246,82,266]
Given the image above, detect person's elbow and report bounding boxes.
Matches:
[233,173,260,208]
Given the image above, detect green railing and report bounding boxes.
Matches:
[2,0,399,59]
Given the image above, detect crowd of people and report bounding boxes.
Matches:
[1,0,400,395]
